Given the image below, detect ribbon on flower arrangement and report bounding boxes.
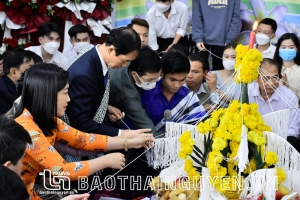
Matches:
[86,16,112,37]
[0,11,25,39]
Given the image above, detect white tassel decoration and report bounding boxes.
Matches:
[236,125,249,176]
[262,109,289,139]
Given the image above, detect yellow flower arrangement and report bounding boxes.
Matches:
[265,151,278,166]
[277,168,287,185]
[179,131,195,159]
[234,44,263,84]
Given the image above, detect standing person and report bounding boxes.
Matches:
[254,18,277,59]
[127,18,149,47]
[25,22,69,70]
[63,24,94,67]
[146,0,189,53]
[67,27,146,137]
[273,33,300,100]
[192,0,240,70]
[13,63,154,200]
[0,50,34,114]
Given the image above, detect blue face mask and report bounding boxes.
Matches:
[279,49,297,61]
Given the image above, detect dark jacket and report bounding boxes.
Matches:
[66,47,119,136]
[0,75,20,114]
[109,68,156,134]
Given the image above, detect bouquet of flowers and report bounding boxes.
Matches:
[0,36,32,60]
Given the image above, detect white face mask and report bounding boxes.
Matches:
[135,73,161,90]
[156,2,171,13]
[256,33,272,45]
[73,42,91,54]
[222,60,235,71]
[42,39,60,55]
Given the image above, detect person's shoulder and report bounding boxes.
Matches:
[25,45,38,51]
[174,1,188,9]
[181,85,190,94]
[147,4,157,15]
[279,85,297,98]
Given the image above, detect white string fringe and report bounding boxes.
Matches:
[262,109,290,139]
[199,167,227,200]
[282,170,300,194]
[240,169,277,200]
[236,125,249,176]
[263,131,300,171]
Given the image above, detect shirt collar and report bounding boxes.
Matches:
[252,82,280,102]
[95,44,109,76]
[155,3,177,17]
[254,43,275,53]
[183,83,207,94]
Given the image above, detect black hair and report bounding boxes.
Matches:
[14,63,69,137]
[273,33,300,66]
[3,49,31,75]
[259,18,277,33]
[157,0,172,2]
[68,24,89,39]
[161,51,190,75]
[0,115,31,165]
[260,58,282,79]
[188,52,209,72]
[38,22,63,38]
[129,45,161,76]
[127,18,149,29]
[168,44,189,57]
[26,51,43,64]
[16,51,43,93]
[105,27,141,56]
[224,42,237,52]
[0,165,29,200]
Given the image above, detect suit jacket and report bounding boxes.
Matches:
[197,83,213,105]
[109,68,156,134]
[0,75,20,114]
[67,47,119,136]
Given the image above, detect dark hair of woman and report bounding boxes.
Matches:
[14,63,68,136]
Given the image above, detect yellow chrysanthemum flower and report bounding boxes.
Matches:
[265,151,278,166]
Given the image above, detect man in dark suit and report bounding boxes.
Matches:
[109,46,162,134]
[67,27,150,137]
[0,50,34,114]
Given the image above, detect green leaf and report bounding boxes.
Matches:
[191,155,204,166]
[193,145,204,156]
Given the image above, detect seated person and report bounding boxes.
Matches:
[110,45,162,135]
[254,18,277,59]
[248,58,300,152]
[13,63,154,199]
[0,50,34,114]
[0,115,90,200]
[211,43,239,107]
[127,18,149,47]
[63,24,94,67]
[274,33,300,100]
[141,51,205,133]
[185,52,218,111]
[26,22,69,70]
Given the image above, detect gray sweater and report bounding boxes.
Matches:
[192,0,241,46]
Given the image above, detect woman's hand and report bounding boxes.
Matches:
[128,133,154,150]
[204,71,217,93]
[121,128,151,139]
[104,153,126,169]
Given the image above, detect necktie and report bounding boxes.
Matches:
[93,69,111,124]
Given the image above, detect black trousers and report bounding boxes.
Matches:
[287,136,300,153]
[157,36,189,53]
[198,44,225,71]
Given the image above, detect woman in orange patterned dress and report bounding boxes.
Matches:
[14,63,154,200]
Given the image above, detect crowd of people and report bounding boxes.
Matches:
[0,0,300,199]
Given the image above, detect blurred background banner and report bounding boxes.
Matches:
[113,0,300,44]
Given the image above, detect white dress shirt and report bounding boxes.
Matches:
[25,45,69,70]
[254,44,276,59]
[146,1,188,50]
[63,44,94,68]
